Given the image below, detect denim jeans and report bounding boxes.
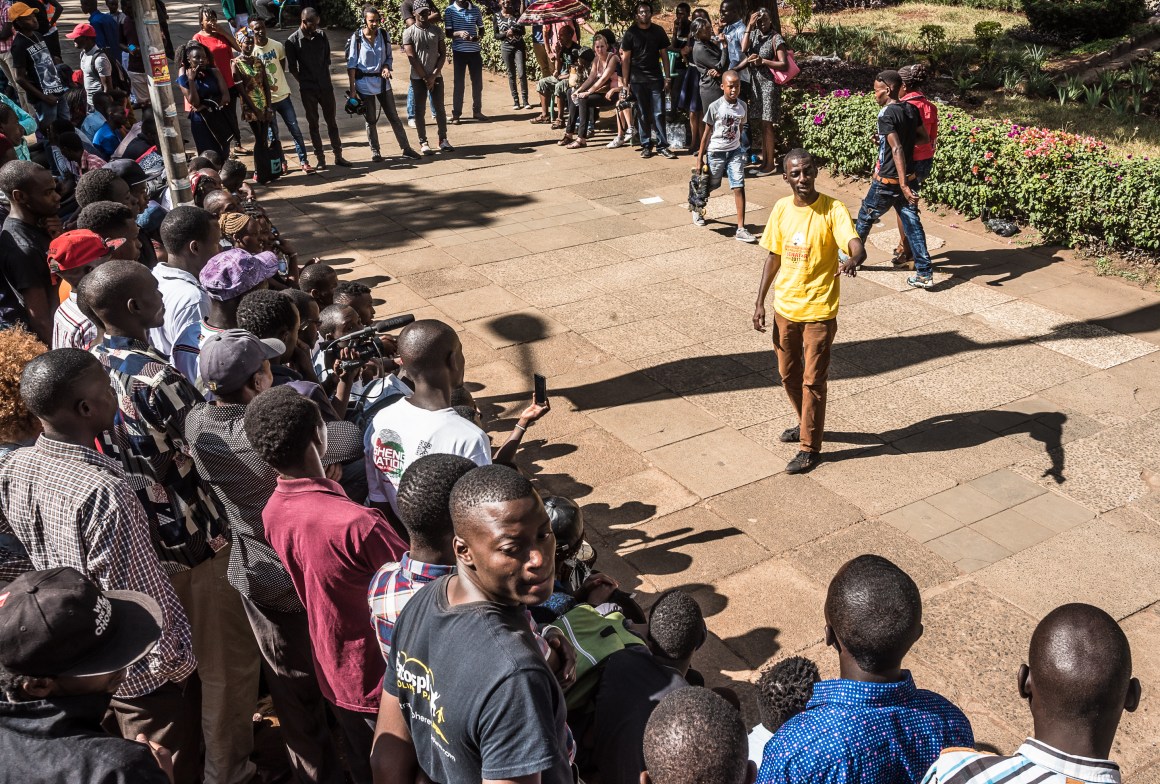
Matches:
[35,95,68,125]
[631,79,668,151]
[855,179,933,276]
[270,96,308,163]
[451,50,484,118]
[500,42,528,105]
[411,76,448,145]
[406,82,437,120]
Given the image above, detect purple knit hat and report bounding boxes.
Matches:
[199,249,279,301]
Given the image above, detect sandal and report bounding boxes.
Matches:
[557,134,574,146]
[550,119,565,130]
[529,115,550,124]
[566,139,587,149]
[891,244,913,267]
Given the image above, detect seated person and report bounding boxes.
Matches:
[587,589,707,784]
[282,288,322,383]
[921,603,1141,784]
[334,280,375,327]
[90,92,126,159]
[312,302,405,419]
[757,555,974,784]
[748,657,820,764]
[220,158,255,203]
[532,23,581,127]
[643,687,756,784]
[298,262,338,309]
[0,567,172,783]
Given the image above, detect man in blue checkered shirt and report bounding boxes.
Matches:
[756,555,974,784]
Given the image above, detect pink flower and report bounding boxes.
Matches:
[984,151,994,160]
[813,113,826,125]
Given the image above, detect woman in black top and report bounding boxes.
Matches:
[688,17,726,153]
[667,2,690,105]
[494,0,530,109]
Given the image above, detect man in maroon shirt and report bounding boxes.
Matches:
[242,385,406,784]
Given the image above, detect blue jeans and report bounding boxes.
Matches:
[631,80,668,151]
[269,97,307,163]
[856,179,933,276]
[406,83,437,120]
[35,95,68,125]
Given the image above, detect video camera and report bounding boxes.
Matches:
[320,313,415,371]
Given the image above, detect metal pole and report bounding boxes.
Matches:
[129,0,191,204]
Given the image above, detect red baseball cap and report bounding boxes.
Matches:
[66,23,97,39]
[47,230,125,272]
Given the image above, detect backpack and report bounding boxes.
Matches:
[547,604,646,711]
[88,47,132,94]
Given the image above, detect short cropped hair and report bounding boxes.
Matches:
[449,464,536,532]
[643,687,748,784]
[825,554,921,674]
[76,200,135,234]
[20,349,103,418]
[648,590,704,661]
[160,205,216,255]
[397,454,478,549]
[237,289,298,340]
[74,169,124,209]
[755,656,820,733]
[0,160,45,198]
[243,386,322,470]
[298,262,336,293]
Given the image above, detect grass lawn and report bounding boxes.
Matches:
[970,94,1160,157]
[810,2,1026,41]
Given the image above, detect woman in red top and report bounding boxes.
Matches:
[894,63,938,267]
[191,6,245,155]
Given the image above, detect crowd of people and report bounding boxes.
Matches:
[0,2,1142,784]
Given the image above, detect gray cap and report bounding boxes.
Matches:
[200,329,285,395]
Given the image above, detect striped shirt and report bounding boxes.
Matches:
[920,739,1120,784]
[185,401,303,612]
[91,336,228,572]
[52,292,98,349]
[444,0,483,53]
[756,673,974,784]
[0,436,197,698]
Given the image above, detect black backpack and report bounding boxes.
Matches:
[88,47,132,94]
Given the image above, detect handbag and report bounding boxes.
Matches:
[771,49,799,85]
[262,124,287,182]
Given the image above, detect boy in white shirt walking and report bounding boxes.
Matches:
[694,69,756,243]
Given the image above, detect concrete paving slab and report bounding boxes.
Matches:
[883,500,964,543]
[893,421,1036,483]
[431,285,531,323]
[508,275,604,309]
[630,343,756,394]
[976,520,1160,619]
[706,473,865,554]
[1009,491,1096,533]
[808,445,957,516]
[1037,322,1158,370]
[476,254,566,288]
[404,266,492,298]
[686,373,795,430]
[969,509,1057,553]
[551,358,667,412]
[583,317,700,362]
[578,258,680,293]
[588,394,725,452]
[615,505,771,591]
[462,307,569,348]
[644,429,781,498]
[695,559,827,668]
[529,426,650,500]
[904,278,1016,316]
[498,331,609,378]
[580,468,701,532]
[1012,438,1148,513]
[844,293,952,334]
[790,519,959,590]
[969,469,1048,506]
[925,484,1010,525]
[926,527,1013,573]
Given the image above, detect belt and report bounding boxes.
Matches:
[355,69,382,80]
[873,173,917,185]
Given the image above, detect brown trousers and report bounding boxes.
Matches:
[772,313,837,453]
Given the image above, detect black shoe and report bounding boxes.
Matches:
[472,112,488,121]
[640,148,653,159]
[779,426,800,443]
[785,450,821,475]
[333,157,352,167]
[658,147,677,159]
[400,148,422,160]
[371,153,384,163]
[451,115,461,125]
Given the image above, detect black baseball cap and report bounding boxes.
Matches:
[104,158,159,187]
[0,567,163,678]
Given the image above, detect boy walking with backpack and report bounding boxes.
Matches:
[67,21,130,105]
[694,70,757,243]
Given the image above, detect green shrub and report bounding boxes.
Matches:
[1021,0,1147,43]
[973,21,1004,55]
[921,0,1020,9]
[779,89,1160,251]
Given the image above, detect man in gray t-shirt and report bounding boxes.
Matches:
[402,0,453,153]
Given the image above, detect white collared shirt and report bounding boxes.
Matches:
[151,263,210,359]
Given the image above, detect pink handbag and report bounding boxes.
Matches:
[771,49,800,85]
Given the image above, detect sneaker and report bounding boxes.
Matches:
[692,211,705,226]
[606,135,625,149]
[300,160,316,174]
[513,103,522,110]
[735,227,758,243]
[451,116,461,125]
[407,117,416,128]
[333,157,352,167]
[400,148,422,160]
[779,425,800,443]
[439,139,455,152]
[314,157,327,170]
[420,141,434,155]
[785,450,821,474]
[371,153,384,163]
[658,147,677,160]
[907,273,935,289]
[640,148,653,159]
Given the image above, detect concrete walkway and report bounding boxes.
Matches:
[152,4,1160,775]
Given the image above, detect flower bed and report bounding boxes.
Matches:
[780,88,1160,252]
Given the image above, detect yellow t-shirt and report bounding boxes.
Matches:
[759,193,858,323]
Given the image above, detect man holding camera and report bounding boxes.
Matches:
[443,0,485,123]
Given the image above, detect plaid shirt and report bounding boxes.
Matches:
[51,293,98,350]
[368,553,455,663]
[91,335,228,572]
[0,436,197,697]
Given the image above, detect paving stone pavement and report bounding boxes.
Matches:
[151,5,1160,773]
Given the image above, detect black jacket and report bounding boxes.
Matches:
[0,693,170,784]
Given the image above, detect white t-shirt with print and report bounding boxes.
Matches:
[703,95,747,153]
[365,398,492,515]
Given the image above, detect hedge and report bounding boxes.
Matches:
[780,89,1160,252]
[1022,0,1147,42]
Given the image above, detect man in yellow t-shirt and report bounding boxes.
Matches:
[753,148,866,474]
[250,18,313,173]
